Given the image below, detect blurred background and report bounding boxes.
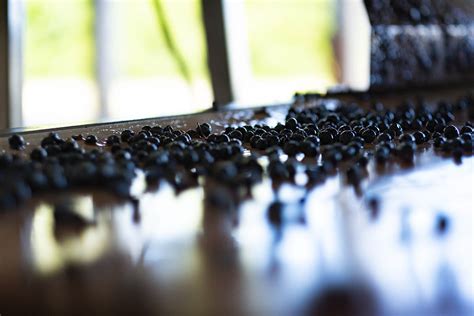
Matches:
[16,0,336,127]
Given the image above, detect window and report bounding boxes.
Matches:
[23,0,97,127]
[22,0,211,127]
[2,0,337,129]
[106,0,212,120]
[242,0,336,104]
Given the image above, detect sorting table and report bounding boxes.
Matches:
[0,86,472,315]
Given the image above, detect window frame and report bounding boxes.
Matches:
[0,0,245,129]
[0,0,23,130]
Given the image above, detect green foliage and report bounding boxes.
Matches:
[25,0,94,78]
[117,0,208,78]
[245,0,335,77]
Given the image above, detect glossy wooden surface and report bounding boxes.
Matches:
[0,88,473,316]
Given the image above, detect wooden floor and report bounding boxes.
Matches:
[0,87,472,315]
